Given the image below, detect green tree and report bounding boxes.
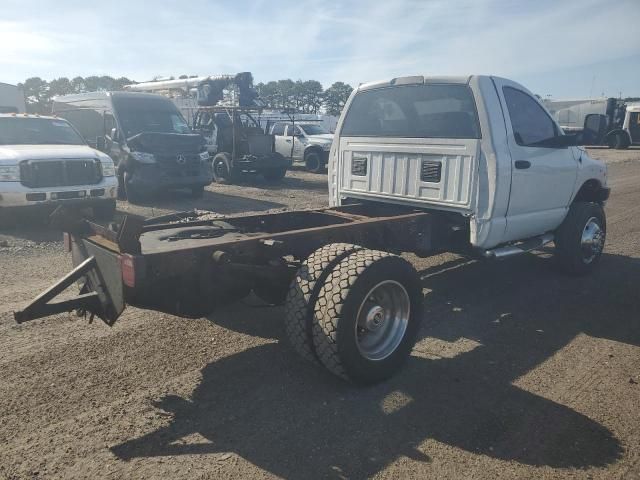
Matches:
[19,77,49,113]
[48,77,74,97]
[301,80,323,113]
[324,82,353,116]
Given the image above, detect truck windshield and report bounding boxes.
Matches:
[341,84,481,139]
[0,117,86,145]
[113,97,192,138]
[301,124,329,135]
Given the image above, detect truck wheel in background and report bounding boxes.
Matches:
[304,150,323,173]
[614,132,630,150]
[284,243,363,364]
[312,249,423,384]
[212,153,234,184]
[92,199,116,221]
[117,172,126,200]
[263,167,287,182]
[554,202,606,275]
[124,170,144,204]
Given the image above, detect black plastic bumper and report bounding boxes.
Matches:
[0,197,114,215]
[128,165,213,192]
[234,154,292,172]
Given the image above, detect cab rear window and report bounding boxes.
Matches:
[341,84,481,139]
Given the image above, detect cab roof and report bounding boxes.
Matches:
[358,75,476,91]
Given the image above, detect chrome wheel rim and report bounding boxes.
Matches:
[214,160,227,178]
[355,280,410,361]
[581,217,605,264]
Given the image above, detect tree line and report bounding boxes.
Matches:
[18,75,354,117]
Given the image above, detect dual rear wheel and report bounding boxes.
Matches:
[284,244,423,384]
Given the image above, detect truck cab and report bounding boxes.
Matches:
[270,122,333,173]
[330,75,608,252]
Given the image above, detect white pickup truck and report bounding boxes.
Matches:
[0,114,118,221]
[330,75,609,272]
[15,75,610,385]
[270,122,333,172]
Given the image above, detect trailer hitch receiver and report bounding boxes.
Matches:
[14,256,109,324]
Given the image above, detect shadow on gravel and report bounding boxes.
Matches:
[126,189,286,215]
[0,210,64,243]
[112,252,638,477]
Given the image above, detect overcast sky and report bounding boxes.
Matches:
[2,0,639,98]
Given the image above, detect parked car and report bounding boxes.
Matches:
[0,113,118,221]
[52,92,213,202]
[269,122,333,173]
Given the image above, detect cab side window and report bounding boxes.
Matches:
[288,125,301,136]
[503,87,557,146]
[104,112,116,136]
[271,123,285,136]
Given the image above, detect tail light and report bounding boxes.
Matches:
[119,254,136,288]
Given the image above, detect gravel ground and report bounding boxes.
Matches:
[0,149,639,479]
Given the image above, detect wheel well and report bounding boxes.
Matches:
[304,146,322,158]
[573,179,604,204]
[604,129,630,142]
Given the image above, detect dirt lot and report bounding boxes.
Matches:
[1,149,639,480]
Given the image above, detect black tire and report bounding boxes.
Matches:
[212,153,234,184]
[304,150,323,173]
[190,185,205,198]
[123,170,144,204]
[92,199,116,221]
[554,202,606,275]
[263,167,287,182]
[117,172,126,200]
[312,250,423,384]
[614,132,629,150]
[284,243,363,364]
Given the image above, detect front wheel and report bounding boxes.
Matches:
[263,167,287,182]
[304,151,323,173]
[614,132,629,150]
[554,202,606,275]
[212,153,234,184]
[312,250,423,384]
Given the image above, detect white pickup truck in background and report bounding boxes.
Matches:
[330,74,609,274]
[0,114,118,222]
[270,122,333,172]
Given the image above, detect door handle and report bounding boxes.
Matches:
[285,139,292,143]
[515,160,531,169]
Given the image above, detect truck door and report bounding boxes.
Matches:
[289,125,306,159]
[628,111,640,144]
[272,123,289,158]
[492,77,578,242]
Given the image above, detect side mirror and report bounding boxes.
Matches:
[96,136,106,151]
[110,127,119,142]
